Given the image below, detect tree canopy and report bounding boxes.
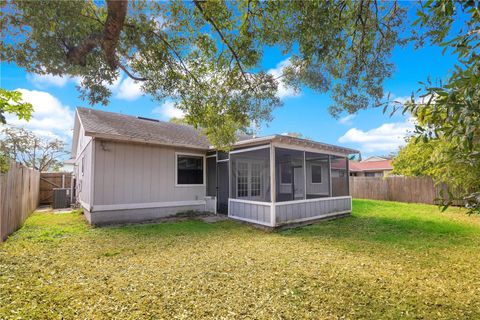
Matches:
[0,127,67,172]
[0,88,33,124]
[392,0,479,212]
[1,0,405,148]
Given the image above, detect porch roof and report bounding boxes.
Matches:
[225,134,359,156]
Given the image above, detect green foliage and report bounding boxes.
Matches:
[390,0,480,212]
[1,200,480,318]
[168,117,188,125]
[1,126,67,172]
[0,152,9,173]
[1,0,405,148]
[392,139,480,207]
[0,88,33,124]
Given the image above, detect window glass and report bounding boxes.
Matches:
[305,152,329,199]
[237,162,249,197]
[230,148,270,202]
[250,163,261,196]
[311,165,322,183]
[177,155,203,185]
[280,163,292,184]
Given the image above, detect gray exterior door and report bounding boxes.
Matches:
[217,161,229,214]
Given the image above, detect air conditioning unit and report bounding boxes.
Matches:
[52,188,71,209]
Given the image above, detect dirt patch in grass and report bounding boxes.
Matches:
[1,200,479,319]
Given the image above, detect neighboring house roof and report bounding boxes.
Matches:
[349,159,393,172]
[73,107,358,156]
[362,156,389,162]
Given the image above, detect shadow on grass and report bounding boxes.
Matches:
[280,212,480,249]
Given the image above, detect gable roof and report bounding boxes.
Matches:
[234,135,359,156]
[76,107,210,150]
[74,107,358,156]
[349,159,393,172]
[362,156,389,162]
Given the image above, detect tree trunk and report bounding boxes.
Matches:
[67,0,128,69]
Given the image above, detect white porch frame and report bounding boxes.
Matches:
[227,143,352,227]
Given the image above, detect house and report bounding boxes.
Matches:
[71,107,358,227]
[349,156,393,177]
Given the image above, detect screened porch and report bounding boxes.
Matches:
[228,144,352,227]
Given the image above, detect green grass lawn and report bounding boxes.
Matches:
[1,199,480,319]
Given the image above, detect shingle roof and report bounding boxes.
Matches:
[75,107,358,155]
[77,107,210,149]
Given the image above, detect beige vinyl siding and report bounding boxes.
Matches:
[93,139,206,206]
[75,136,93,208]
[229,200,271,225]
[275,197,351,225]
[278,161,330,196]
[305,161,330,196]
[74,125,93,209]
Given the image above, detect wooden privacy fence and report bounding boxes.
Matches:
[0,162,40,242]
[349,176,464,205]
[40,172,73,205]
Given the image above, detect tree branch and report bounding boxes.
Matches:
[118,63,148,81]
[102,0,128,69]
[67,0,128,69]
[193,0,250,85]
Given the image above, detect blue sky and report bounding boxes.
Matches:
[1,12,458,158]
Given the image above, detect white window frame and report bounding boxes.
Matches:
[175,152,206,187]
[235,160,264,200]
[311,164,323,184]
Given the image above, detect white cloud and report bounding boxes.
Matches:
[27,73,86,90]
[116,77,143,101]
[5,89,74,141]
[339,114,356,125]
[338,118,415,153]
[268,58,300,99]
[27,73,70,88]
[152,101,185,119]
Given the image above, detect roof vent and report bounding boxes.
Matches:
[137,116,159,122]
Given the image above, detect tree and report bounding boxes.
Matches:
[389,1,479,212]
[392,137,480,213]
[0,127,67,172]
[0,88,33,124]
[169,117,189,125]
[1,0,405,148]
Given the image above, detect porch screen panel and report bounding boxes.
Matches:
[230,148,271,202]
[206,157,217,196]
[275,148,305,202]
[331,155,349,196]
[305,152,330,199]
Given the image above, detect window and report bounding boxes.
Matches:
[311,164,322,183]
[176,154,204,185]
[236,161,263,198]
[365,172,375,177]
[81,156,85,176]
[250,163,261,196]
[280,163,292,184]
[237,162,249,197]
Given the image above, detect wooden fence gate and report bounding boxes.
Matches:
[40,172,73,205]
